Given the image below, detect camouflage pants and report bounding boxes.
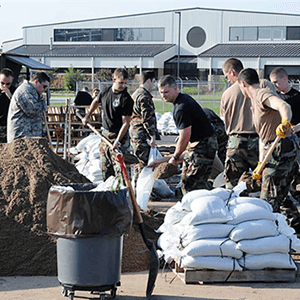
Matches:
[224,134,259,189]
[0,126,7,143]
[100,129,131,182]
[181,134,218,194]
[214,126,228,166]
[261,134,299,213]
[130,131,151,187]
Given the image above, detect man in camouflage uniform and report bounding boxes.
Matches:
[238,68,300,232]
[82,68,133,181]
[7,72,50,143]
[130,71,158,186]
[0,68,16,143]
[155,75,218,193]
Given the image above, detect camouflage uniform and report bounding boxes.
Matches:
[182,134,218,193]
[224,134,259,189]
[7,80,47,143]
[0,126,7,143]
[130,87,158,185]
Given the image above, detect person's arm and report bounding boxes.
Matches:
[168,126,191,166]
[113,115,131,149]
[82,98,99,125]
[263,95,292,123]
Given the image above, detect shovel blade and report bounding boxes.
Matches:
[146,244,159,299]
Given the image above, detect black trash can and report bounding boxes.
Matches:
[47,183,133,300]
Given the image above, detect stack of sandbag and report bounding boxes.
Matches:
[69,134,103,183]
[156,112,178,135]
[157,182,300,272]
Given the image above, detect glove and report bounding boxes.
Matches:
[252,161,262,180]
[276,118,292,138]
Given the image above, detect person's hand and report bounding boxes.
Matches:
[3,87,12,99]
[276,118,292,138]
[150,136,156,148]
[82,116,89,126]
[252,161,262,180]
[112,140,121,150]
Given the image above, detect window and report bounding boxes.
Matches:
[54,28,165,42]
[287,27,300,40]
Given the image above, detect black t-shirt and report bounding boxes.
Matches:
[0,86,16,126]
[74,91,93,106]
[277,87,300,125]
[98,86,133,132]
[173,93,214,142]
[202,107,224,128]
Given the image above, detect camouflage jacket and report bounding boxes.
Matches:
[7,80,47,142]
[130,87,157,138]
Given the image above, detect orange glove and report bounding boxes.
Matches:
[276,118,292,138]
[252,161,262,180]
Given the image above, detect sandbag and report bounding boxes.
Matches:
[153,179,175,198]
[228,197,273,212]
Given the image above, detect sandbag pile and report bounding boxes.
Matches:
[156,112,178,135]
[70,134,103,183]
[157,182,300,272]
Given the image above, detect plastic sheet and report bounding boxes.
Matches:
[46,183,133,238]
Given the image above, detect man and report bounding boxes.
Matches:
[238,68,300,231]
[0,68,16,143]
[7,72,50,143]
[154,75,218,193]
[221,58,275,189]
[82,68,133,181]
[130,71,158,186]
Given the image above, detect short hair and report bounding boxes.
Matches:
[141,70,155,84]
[158,75,177,88]
[31,71,51,83]
[223,58,244,74]
[238,68,260,86]
[0,68,13,78]
[82,86,89,92]
[269,67,288,79]
[113,68,129,79]
[92,88,100,94]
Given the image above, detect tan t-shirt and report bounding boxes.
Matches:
[251,88,281,144]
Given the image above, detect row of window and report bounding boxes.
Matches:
[54,28,165,42]
[230,26,300,41]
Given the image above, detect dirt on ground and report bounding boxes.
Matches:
[0,137,164,277]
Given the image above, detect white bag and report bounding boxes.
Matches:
[136,148,161,211]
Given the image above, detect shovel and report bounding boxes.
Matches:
[77,112,159,299]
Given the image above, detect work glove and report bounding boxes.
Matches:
[276,118,292,138]
[252,161,262,180]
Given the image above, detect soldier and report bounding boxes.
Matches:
[130,71,158,187]
[7,72,50,143]
[238,68,300,232]
[82,68,133,181]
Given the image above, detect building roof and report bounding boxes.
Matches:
[199,43,300,57]
[8,44,175,57]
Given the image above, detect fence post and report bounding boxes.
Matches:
[195,77,200,102]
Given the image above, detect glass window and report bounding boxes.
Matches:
[153,28,164,41]
[259,27,272,40]
[230,27,243,41]
[244,27,257,41]
[273,27,286,40]
[287,27,300,40]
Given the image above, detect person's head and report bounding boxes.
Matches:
[30,72,51,95]
[112,68,128,93]
[141,70,156,92]
[0,68,14,92]
[269,67,290,93]
[92,88,100,99]
[222,58,244,84]
[82,86,89,93]
[237,68,260,97]
[158,75,178,103]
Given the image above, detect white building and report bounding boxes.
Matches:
[4,7,300,80]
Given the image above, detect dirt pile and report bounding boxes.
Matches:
[0,137,164,276]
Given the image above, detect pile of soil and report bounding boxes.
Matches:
[0,137,164,276]
[154,162,180,179]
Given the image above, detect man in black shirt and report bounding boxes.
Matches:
[0,68,16,143]
[83,68,133,180]
[155,75,218,193]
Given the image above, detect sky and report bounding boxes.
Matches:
[2,0,300,46]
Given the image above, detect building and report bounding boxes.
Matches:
[4,7,300,81]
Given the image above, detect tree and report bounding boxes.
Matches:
[64,66,84,91]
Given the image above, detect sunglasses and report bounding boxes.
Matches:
[1,82,11,86]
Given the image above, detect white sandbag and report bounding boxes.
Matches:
[182,238,243,259]
[157,231,181,251]
[238,253,297,270]
[153,179,175,198]
[90,176,125,192]
[180,195,232,226]
[163,202,189,225]
[179,255,242,271]
[229,219,279,242]
[180,223,235,247]
[228,197,273,212]
[237,234,290,254]
[227,203,276,225]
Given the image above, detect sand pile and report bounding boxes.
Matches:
[0,137,164,276]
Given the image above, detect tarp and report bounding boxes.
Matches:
[46,183,133,238]
[6,55,53,70]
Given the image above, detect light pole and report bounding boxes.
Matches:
[175,11,181,80]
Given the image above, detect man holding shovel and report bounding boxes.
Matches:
[238,68,299,222]
[149,75,218,194]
